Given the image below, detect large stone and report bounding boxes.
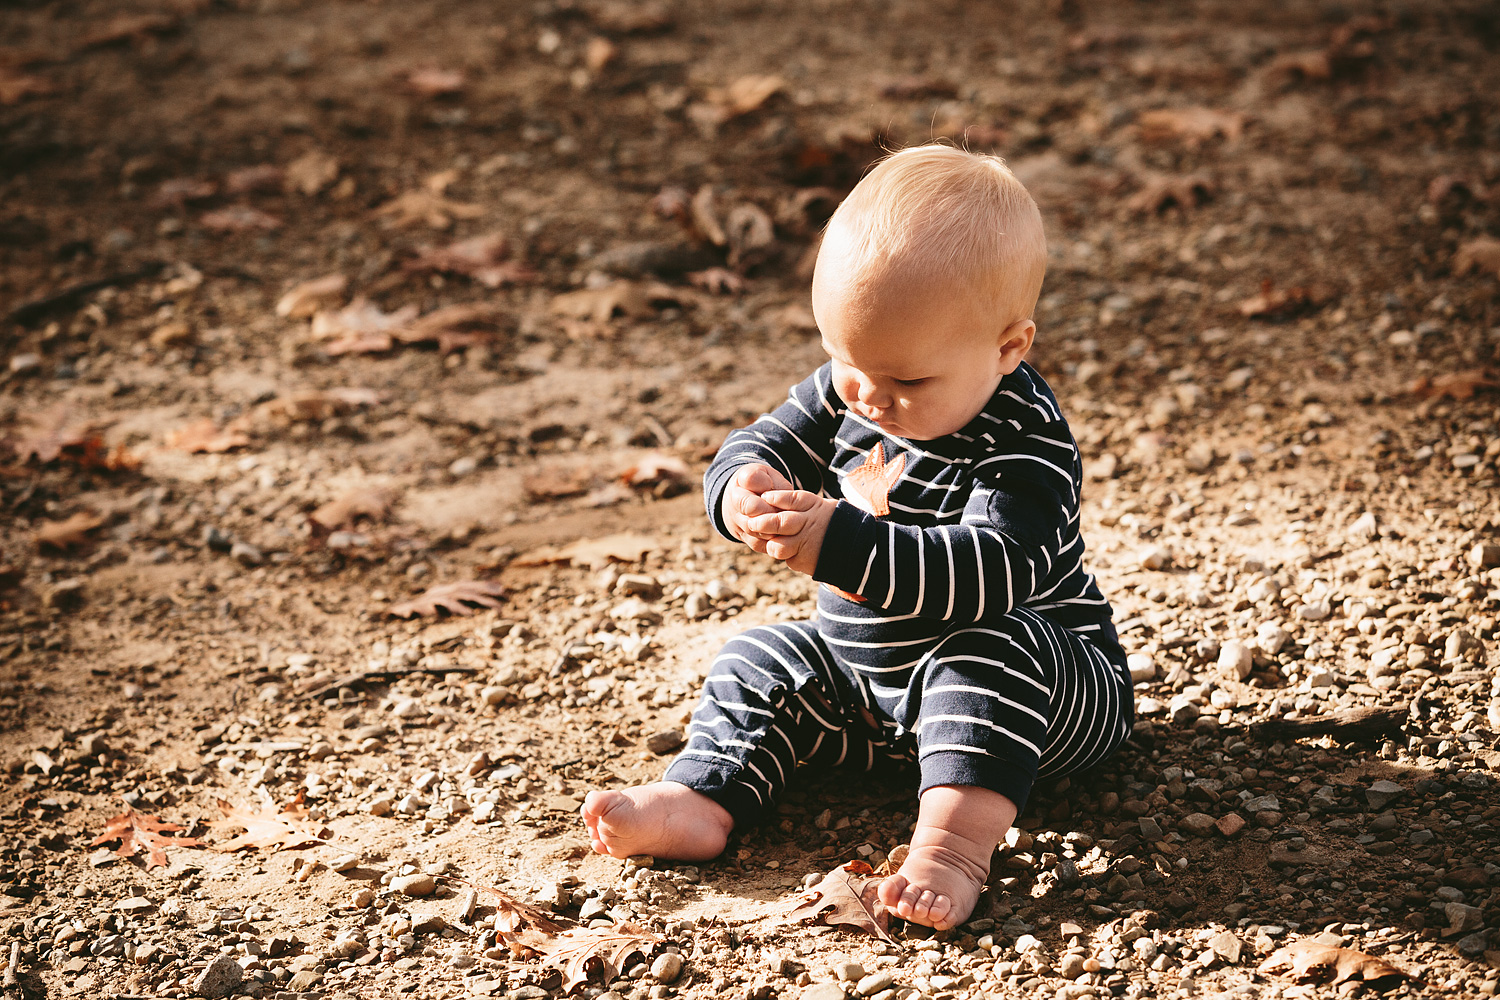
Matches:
[391,873,436,897]
[191,955,243,999]
[801,985,849,1000]
[1127,653,1157,683]
[651,952,684,984]
[286,970,321,991]
[645,730,684,755]
[1179,813,1217,837]
[1365,780,1404,811]
[1209,931,1244,963]
[854,970,895,996]
[1216,641,1254,680]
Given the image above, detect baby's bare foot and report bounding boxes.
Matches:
[876,843,988,931]
[581,781,733,861]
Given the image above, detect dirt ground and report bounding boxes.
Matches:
[3,1,1500,998]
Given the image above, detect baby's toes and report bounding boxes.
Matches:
[876,875,909,910]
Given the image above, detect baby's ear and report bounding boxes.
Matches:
[997,318,1036,373]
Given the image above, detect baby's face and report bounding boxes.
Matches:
[812,267,1030,442]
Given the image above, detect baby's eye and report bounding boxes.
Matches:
[895,378,927,387]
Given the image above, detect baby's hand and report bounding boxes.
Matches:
[745,490,837,576]
[722,464,794,552]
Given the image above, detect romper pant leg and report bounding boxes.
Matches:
[892,607,1133,813]
[662,621,880,830]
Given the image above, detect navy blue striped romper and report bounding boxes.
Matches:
[662,361,1132,829]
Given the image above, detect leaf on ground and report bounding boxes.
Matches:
[6,407,97,464]
[524,464,597,501]
[36,511,104,552]
[225,164,285,195]
[1261,941,1415,989]
[402,234,535,288]
[276,274,349,318]
[200,205,282,233]
[254,387,384,424]
[687,267,745,295]
[1137,106,1245,146]
[1454,237,1500,280]
[1266,49,1333,82]
[714,74,784,116]
[0,66,55,104]
[149,176,218,210]
[536,923,663,994]
[618,452,690,489]
[208,798,330,853]
[1236,279,1310,319]
[511,533,658,570]
[79,14,178,50]
[725,203,775,269]
[310,486,398,531]
[550,282,682,324]
[311,298,419,354]
[1127,173,1214,215]
[785,859,896,942]
[406,67,465,97]
[689,184,727,246]
[375,189,484,230]
[285,150,340,196]
[396,302,509,353]
[388,580,506,619]
[165,418,251,453]
[90,809,201,869]
[1406,370,1499,401]
[454,877,566,941]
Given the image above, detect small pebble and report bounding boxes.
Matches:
[390,873,436,897]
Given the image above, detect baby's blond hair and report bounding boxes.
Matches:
[818,144,1047,321]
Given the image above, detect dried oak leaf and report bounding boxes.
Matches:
[511,533,657,569]
[785,859,896,942]
[276,274,349,319]
[690,185,727,246]
[200,205,282,233]
[1138,106,1245,146]
[285,150,340,196]
[402,234,535,288]
[208,798,330,853]
[91,809,201,869]
[1406,370,1499,401]
[725,203,775,269]
[375,189,484,230]
[687,267,744,295]
[406,67,465,97]
[36,511,104,552]
[1127,173,1214,215]
[310,486,398,531]
[79,14,178,50]
[396,302,508,353]
[1237,279,1310,319]
[255,387,383,424]
[225,164,285,195]
[710,74,784,117]
[537,923,663,994]
[1261,941,1415,989]
[310,298,419,355]
[550,282,681,324]
[388,580,506,619]
[453,877,565,946]
[619,452,690,488]
[524,464,596,501]
[1455,237,1500,281]
[150,177,218,210]
[165,418,251,453]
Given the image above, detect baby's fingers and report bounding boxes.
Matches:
[760,489,820,512]
[746,510,804,536]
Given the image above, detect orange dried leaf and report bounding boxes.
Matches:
[1138,106,1245,146]
[285,150,340,196]
[619,452,690,488]
[1261,941,1414,989]
[388,580,506,619]
[396,302,508,353]
[454,877,565,939]
[1237,279,1310,319]
[375,189,484,230]
[36,511,104,552]
[165,418,250,453]
[1127,173,1214,215]
[310,298,419,343]
[785,860,896,942]
[1406,370,1499,401]
[403,234,534,288]
[511,533,657,569]
[1454,237,1500,280]
[200,206,282,233]
[536,923,663,993]
[524,464,596,501]
[276,274,348,318]
[310,486,398,530]
[208,798,329,853]
[225,164,285,195]
[91,809,201,869]
[687,267,745,295]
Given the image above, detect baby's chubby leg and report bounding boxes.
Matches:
[878,784,1017,931]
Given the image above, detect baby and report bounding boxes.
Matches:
[583,145,1132,931]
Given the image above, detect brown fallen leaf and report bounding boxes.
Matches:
[255,387,384,424]
[619,452,690,489]
[1127,173,1214,215]
[200,205,282,233]
[208,798,331,853]
[725,203,775,269]
[550,282,681,324]
[310,486,398,531]
[310,298,420,344]
[689,184,727,246]
[1138,106,1245,146]
[1455,237,1500,281]
[536,923,663,994]
[165,418,251,453]
[687,268,745,295]
[285,150,340,196]
[7,407,94,464]
[375,189,484,230]
[452,877,565,944]
[396,303,508,353]
[785,859,896,942]
[35,511,104,552]
[713,74,784,116]
[524,464,596,501]
[276,274,349,319]
[587,0,674,34]
[1261,941,1415,989]
[1237,279,1310,319]
[79,13,178,50]
[388,580,506,619]
[406,67,465,97]
[91,809,201,869]
[511,533,658,569]
[225,164,285,195]
[1406,370,1500,401]
[402,234,534,288]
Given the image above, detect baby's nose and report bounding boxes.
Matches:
[856,375,892,408]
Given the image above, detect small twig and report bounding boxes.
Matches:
[300,665,478,701]
[7,261,166,326]
[4,940,19,988]
[1249,705,1407,744]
